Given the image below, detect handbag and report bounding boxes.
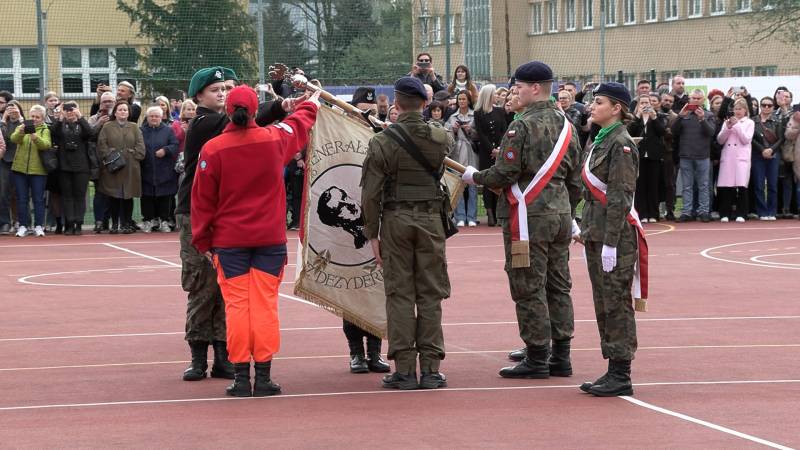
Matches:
[383,124,458,239]
[38,149,58,173]
[103,148,127,173]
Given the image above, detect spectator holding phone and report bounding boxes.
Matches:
[752,96,783,220]
[409,53,446,93]
[10,105,52,237]
[1,100,25,234]
[628,95,665,223]
[445,90,478,226]
[717,99,754,223]
[672,89,716,222]
[50,102,93,235]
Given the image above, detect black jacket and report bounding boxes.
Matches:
[473,107,508,170]
[627,115,666,160]
[175,101,285,215]
[51,118,93,173]
[90,101,141,123]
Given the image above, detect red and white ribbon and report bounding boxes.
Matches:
[581,144,649,300]
[505,115,573,242]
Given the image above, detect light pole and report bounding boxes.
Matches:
[599,0,606,81]
[256,0,265,101]
[35,0,49,99]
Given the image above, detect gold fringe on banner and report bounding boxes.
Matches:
[510,240,530,268]
[635,298,648,313]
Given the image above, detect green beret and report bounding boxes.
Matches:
[222,67,239,82]
[188,67,227,98]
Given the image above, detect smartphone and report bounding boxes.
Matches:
[417,61,431,69]
[792,104,800,113]
[685,104,699,111]
[23,120,35,134]
[63,104,74,112]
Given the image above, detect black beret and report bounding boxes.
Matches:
[351,87,376,105]
[433,90,452,102]
[513,61,553,84]
[593,82,632,107]
[394,77,428,101]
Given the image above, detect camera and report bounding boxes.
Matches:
[417,61,431,69]
[63,104,75,112]
[23,120,35,134]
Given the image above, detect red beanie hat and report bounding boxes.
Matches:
[226,85,258,116]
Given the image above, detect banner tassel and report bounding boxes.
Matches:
[635,298,648,312]
[510,240,530,268]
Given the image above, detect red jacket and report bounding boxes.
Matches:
[190,102,318,253]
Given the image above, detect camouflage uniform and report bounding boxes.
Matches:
[580,124,639,361]
[360,111,452,376]
[473,101,582,348]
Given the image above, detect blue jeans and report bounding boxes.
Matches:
[12,171,47,227]
[751,156,779,217]
[680,158,710,217]
[455,184,477,223]
[0,162,12,226]
[93,180,108,223]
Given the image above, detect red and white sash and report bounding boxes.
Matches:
[505,115,573,243]
[581,144,649,304]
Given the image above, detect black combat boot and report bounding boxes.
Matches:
[499,345,550,379]
[182,341,209,381]
[253,361,281,397]
[588,360,633,397]
[548,339,573,377]
[580,360,611,393]
[74,222,83,235]
[366,335,390,373]
[382,372,419,390]
[210,341,235,379]
[419,372,447,389]
[508,347,527,362]
[226,362,252,397]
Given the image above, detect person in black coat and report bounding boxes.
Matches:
[473,84,508,226]
[140,106,179,232]
[628,95,665,222]
[50,102,94,234]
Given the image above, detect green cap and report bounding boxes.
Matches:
[187,67,226,98]
[222,67,239,82]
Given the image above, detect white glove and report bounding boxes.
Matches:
[571,219,580,239]
[462,166,478,185]
[601,245,617,273]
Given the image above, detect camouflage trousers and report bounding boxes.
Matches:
[381,208,450,374]
[177,214,226,343]
[503,213,575,347]
[584,239,638,361]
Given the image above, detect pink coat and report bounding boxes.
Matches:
[716,118,754,188]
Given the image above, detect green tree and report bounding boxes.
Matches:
[261,0,311,69]
[116,0,256,93]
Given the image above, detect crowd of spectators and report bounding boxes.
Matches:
[2,56,799,238]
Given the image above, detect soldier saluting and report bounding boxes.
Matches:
[461,61,583,380]
[578,82,648,397]
[361,77,453,390]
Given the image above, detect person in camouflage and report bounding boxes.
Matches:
[361,77,453,390]
[462,61,583,379]
[578,82,640,397]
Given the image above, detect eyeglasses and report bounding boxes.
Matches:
[760,103,774,108]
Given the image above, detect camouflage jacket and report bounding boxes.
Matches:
[580,123,639,247]
[473,101,582,219]
[360,112,452,239]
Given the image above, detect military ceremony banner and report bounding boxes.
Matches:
[294,106,387,338]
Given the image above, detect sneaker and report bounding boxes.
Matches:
[720,217,729,223]
[759,216,769,221]
[34,225,45,237]
[468,221,477,227]
[648,218,658,223]
[456,220,465,227]
[140,220,153,233]
[160,220,171,233]
[699,214,711,223]
[665,212,676,221]
[710,211,720,221]
[15,225,28,237]
[0,223,10,235]
[677,215,694,223]
[735,217,745,223]
[768,216,777,221]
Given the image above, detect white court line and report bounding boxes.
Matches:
[3,344,799,372]
[750,253,800,267]
[700,237,800,270]
[0,255,177,264]
[3,316,799,343]
[0,379,799,412]
[621,396,794,450]
[0,237,301,249]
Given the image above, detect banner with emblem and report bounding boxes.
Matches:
[293,106,387,338]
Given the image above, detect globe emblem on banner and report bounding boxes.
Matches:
[308,164,375,267]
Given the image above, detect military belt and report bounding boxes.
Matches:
[383,201,442,213]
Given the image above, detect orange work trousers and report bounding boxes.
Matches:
[214,245,286,363]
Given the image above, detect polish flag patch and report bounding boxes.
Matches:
[504,149,517,161]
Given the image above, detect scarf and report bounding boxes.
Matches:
[593,121,623,148]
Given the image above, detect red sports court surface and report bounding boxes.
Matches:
[1,221,799,449]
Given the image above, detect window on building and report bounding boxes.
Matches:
[548,0,559,32]
[705,68,726,77]
[622,73,636,92]
[684,69,702,78]
[688,0,702,16]
[448,14,462,43]
[432,16,442,45]
[603,0,617,25]
[665,0,679,19]
[710,0,725,14]
[565,0,576,30]
[755,65,777,76]
[0,47,41,98]
[661,70,679,81]
[624,0,636,23]
[645,0,657,20]
[583,0,594,28]
[731,66,752,77]
[420,18,429,47]
[59,47,138,97]
[532,3,544,34]
[736,0,751,11]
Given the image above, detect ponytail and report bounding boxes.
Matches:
[231,106,250,126]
